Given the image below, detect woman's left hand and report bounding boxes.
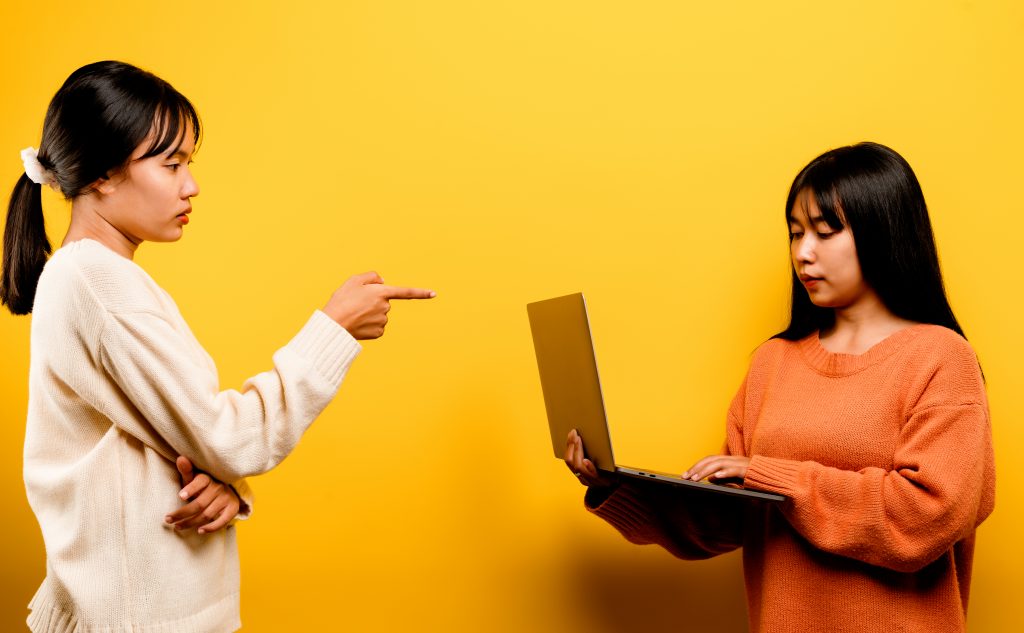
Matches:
[165,456,241,534]
[682,455,751,483]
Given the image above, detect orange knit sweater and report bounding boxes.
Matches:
[587,324,995,632]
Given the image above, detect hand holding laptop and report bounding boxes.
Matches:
[564,429,616,488]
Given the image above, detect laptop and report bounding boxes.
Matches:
[527,292,785,502]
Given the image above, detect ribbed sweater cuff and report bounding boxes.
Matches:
[745,455,803,497]
[586,483,657,538]
[286,310,362,386]
[230,479,255,521]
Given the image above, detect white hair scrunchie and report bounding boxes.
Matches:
[20,147,58,189]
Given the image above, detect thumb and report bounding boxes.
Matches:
[351,271,384,286]
[176,456,195,486]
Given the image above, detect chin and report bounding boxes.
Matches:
[807,294,841,309]
[809,296,856,310]
[147,231,185,243]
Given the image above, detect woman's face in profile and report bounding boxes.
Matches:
[788,189,871,310]
[95,120,200,245]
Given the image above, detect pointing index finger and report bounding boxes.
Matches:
[379,285,437,300]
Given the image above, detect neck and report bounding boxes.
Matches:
[820,292,918,354]
[63,200,140,260]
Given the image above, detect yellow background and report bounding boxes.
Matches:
[1,1,1021,631]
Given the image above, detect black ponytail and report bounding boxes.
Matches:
[1,174,51,314]
[0,60,201,315]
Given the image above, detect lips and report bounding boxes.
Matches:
[799,274,823,286]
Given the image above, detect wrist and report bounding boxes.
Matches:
[321,305,349,329]
[228,484,250,516]
[584,480,621,509]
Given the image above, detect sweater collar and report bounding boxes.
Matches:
[797,324,928,376]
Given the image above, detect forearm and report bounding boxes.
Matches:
[744,439,994,572]
[587,479,745,560]
[101,310,361,482]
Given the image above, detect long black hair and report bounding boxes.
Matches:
[774,142,965,341]
[1,60,201,315]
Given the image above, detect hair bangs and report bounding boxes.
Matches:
[810,185,846,231]
[794,156,848,232]
[140,95,201,160]
[786,157,845,232]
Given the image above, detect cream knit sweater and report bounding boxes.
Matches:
[24,238,361,633]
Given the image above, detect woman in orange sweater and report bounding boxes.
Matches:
[565,142,995,632]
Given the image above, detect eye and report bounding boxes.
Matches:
[788,230,803,241]
[817,230,838,239]
[166,163,180,171]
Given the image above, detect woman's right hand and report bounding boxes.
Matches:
[322,271,435,339]
[165,456,241,534]
[564,429,616,488]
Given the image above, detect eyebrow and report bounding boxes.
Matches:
[168,149,192,161]
[787,214,832,227]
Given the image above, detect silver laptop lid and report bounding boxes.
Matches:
[527,292,616,472]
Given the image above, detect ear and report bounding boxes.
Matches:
[91,175,116,195]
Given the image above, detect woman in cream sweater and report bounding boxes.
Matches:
[2,60,434,633]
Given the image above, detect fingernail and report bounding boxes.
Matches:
[179,490,188,499]
[198,528,205,534]
[164,516,172,524]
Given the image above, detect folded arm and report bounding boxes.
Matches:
[98,309,360,483]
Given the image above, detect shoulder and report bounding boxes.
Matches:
[732,335,805,394]
[749,335,802,370]
[900,324,985,409]
[900,324,980,376]
[39,240,167,315]
[905,323,976,357]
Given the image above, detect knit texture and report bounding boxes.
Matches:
[24,238,361,633]
[587,324,995,633]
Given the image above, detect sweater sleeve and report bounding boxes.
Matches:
[97,308,361,483]
[743,349,996,573]
[585,478,746,560]
[230,478,254,521]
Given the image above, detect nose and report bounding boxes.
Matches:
[794,235,816,265]
[182,167,200,198]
